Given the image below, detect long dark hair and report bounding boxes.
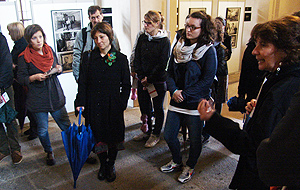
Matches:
[181,11,215,47]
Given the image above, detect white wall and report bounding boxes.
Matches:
[0,1,19,50]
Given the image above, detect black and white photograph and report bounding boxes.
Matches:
[51,9,82,72]
[226,21,238,35]
[60,52,73,72]
[231,35,237,48]
[51,9,82,32]
[226,7,240,48]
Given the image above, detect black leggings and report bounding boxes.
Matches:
[97,146,118,166]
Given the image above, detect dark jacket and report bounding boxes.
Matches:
[257,88,300,188]
[133,33,170,83]
[204,62,300,189]
[0,33,13,89]
[215,42,228,76]
[17,47,66,113]
[167,46,217,110]
[238,40,266,102]
[223,32,232,61]
[11,37,28,78]
[75,47,130,144]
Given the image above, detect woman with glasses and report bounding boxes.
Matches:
[160,11,217,183]
[132,10,170,148]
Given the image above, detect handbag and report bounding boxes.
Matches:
[0,89,18,124]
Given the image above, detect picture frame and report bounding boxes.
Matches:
[244,13,251,21]
[60,52,73,72]
[51,9,83,72]
[226,7,241,49]
[245,7,252,12]
[189,8,206,14]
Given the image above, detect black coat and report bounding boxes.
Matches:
[133,33,170,83]
[257,88,300,188]
[17,48,66,113]
[75,47,130,144]
[0,33,13,89]
[11,37,28,78]
[204,62,300,189]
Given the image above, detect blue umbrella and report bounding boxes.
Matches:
[61,108,95,188]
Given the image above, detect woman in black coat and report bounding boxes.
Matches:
[198,16,300,189]
[7,22,38,140]
[75,22,130,182]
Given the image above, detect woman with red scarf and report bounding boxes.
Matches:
[17,24,70,166]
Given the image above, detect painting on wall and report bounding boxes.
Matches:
[189,8,206,14]
[51,9,83,72]
[226,7,240,48]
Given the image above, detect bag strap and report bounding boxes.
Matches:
[78,107,82,125]
[82,27,88,54]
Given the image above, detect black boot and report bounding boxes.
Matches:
[97,162,106,180]
[106,163,116,182]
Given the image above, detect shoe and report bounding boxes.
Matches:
[145,134,160,148]
[27,134,38,140]
[178,166,194,183]
[160,160,183,173]
[11,151,23,165]
[106,164,116,182]
[98,163,106,180]
[46,152,55,166]
[86,155,97,164]
[133,133,150,141]
[0,152,9,163]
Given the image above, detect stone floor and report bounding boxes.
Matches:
[0,76,245,190]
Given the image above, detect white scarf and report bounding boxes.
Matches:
[173,38,212,63]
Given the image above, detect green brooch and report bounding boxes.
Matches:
[105,52,116,66]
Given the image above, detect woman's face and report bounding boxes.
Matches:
[30,31,44,51]
[252,37,287,72]
[94,31,110,50]
[143,17,159,35]
[185,17,202,44]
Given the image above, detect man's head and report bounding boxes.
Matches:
[88,6,103,27]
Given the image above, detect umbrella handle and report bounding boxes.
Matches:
[78,107,82,125]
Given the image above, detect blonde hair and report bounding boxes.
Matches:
[144,10,164,29]
[7,22,25,41]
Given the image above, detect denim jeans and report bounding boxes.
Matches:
[33,106,70,153]
[137,81,166,136]
[0,86,21,155]
[163,110,203,169]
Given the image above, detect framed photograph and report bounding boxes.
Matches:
[231,35,237,48]
[245,7,252,12]
[60,52,73,72]
[226,7,240,22]
[226,8,241,49]
[244,13,251,21]
[189,8,206,14]
[51,9,83,72]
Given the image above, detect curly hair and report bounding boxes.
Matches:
[91,22,114,44]
[214,18,224,43]
[251,16,300,65]
[181,11,215,47]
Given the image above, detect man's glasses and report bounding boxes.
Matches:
[142,20,152,25]
[185,24,201,31]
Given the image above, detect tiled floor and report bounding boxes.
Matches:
[0,74,245,190]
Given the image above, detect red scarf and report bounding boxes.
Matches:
[19,44,54,72]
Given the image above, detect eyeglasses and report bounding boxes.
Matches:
[142,20,152,25]
[184,24,201,31]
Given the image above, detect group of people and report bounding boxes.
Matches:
[0,4,300,189]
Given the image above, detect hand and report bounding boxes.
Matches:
[30,73,48,82]
[131,72,136,78]
[76,106,84,112]
[55,65,62,73]
[197,99,215,121]
[141,77,149,86]
[172,90,184,103]
[245,99,257,115]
